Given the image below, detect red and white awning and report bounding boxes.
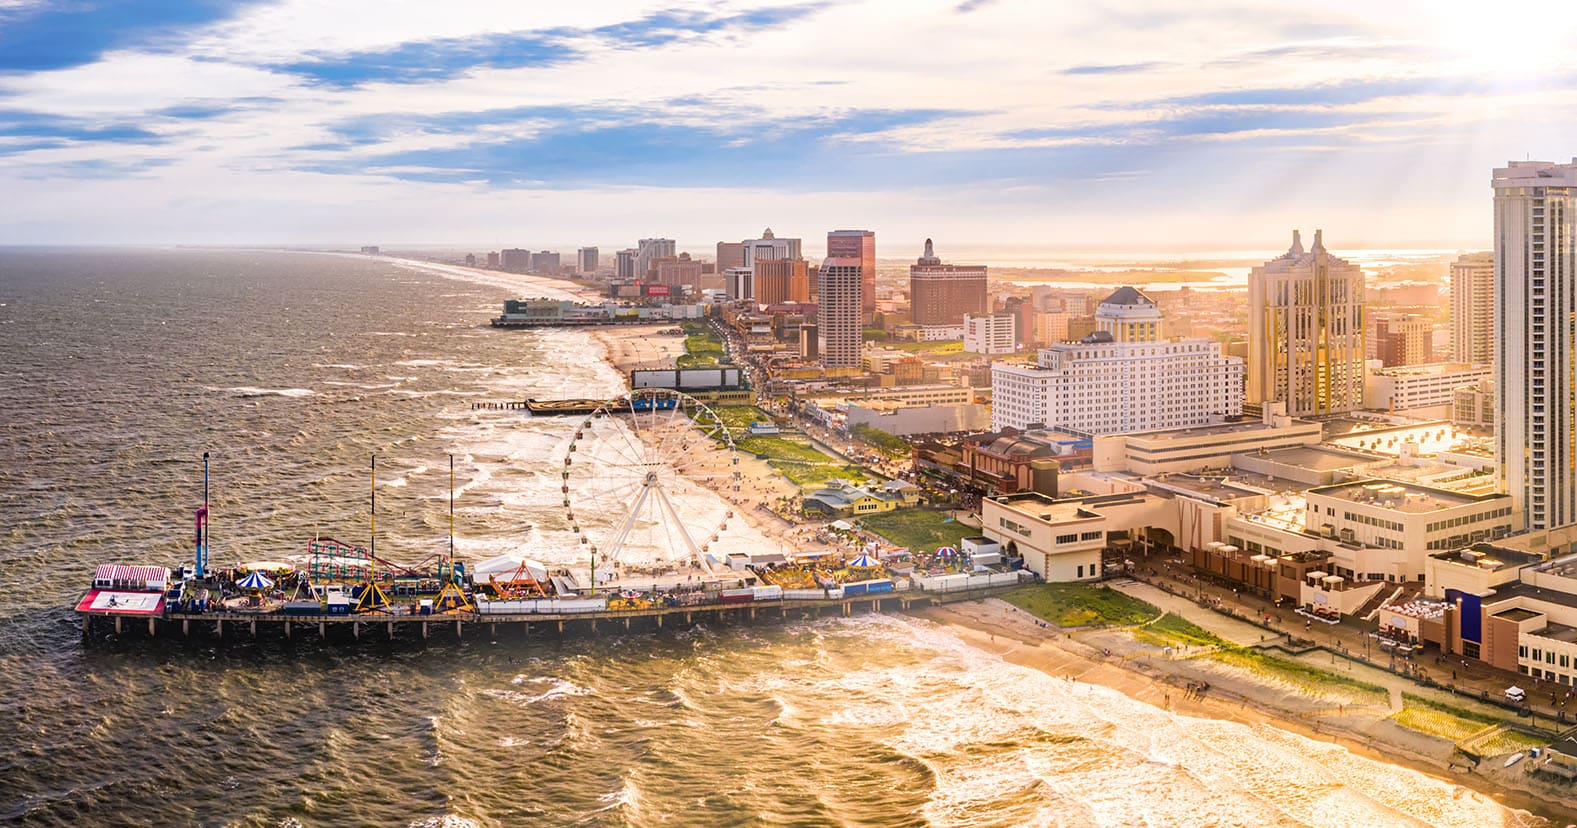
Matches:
[94,564,170,584]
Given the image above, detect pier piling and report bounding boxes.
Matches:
[456,619,462,639]
[250,620,257,638]
[421,622,428,640]
[387,621,394,640]
[183,619,190,636]
[319,621,325,637]
[352,621,359,640]
[284,621,291,640]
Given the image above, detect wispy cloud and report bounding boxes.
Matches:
[1061,62,1170,76]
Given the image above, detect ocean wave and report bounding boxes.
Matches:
[209,385,315,399]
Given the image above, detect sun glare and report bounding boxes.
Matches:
[1430,0,1577,76]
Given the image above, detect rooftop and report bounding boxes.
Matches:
[1247,445,1376,472]
[1147,473,1265,503]
[1308,479,1485,513]
[1532,621,1577,644]
[1430,543,1541,571]
[1127,417,1318,444]
[1494,607,1543,623]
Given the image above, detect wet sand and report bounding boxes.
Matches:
[923,597,1576,824]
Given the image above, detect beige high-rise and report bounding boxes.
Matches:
[1451,251,1494,365]
[1247,230,1366,416]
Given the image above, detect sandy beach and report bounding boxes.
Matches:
[921,595,1577,824]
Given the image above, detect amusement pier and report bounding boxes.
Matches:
[77,390,1031,644]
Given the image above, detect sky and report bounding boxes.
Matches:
[2,0,1577,254]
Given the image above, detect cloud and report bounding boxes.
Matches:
[272,3,829,88]
[0,0,268,73]
[1061,62,1170,76]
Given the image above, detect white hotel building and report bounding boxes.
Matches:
[991,287,1244,435]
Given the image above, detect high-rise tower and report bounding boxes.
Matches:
[827,230,876,315]
[1451,251,1494,364]
[818,257,863,368]
[1494,159,1577,530]
[909,238,987,326]
[1247,230,1366,416]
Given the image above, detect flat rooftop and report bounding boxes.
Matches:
[1327,421,1469,457]
[1534,621,1577,644]
[1431,544,1542,570]
[1309,479,1484,512]
[1494,607,1543,623]
[1148,473,1265,501]
[1253,445,1376,471]
[1128,417,1318,444]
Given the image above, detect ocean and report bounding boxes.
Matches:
[0,248,1538,826]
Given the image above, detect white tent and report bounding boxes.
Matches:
[849,554,877,568]
[473,553,549,583]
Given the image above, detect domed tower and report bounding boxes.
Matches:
[1095,286,1163,342]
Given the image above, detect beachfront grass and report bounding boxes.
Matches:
[1208,649,1388,703]
[736,435,833,464]
[770,460,871,490]
[1468,727,1546,756]
[856,507,963,551]
[713,405,771,432]
[677,323,725,368]
[1003,583,1161,628]
[1135,612,1229,649]
[1391,693,1501,742]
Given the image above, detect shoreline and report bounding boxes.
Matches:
[374,250,1566,820]
[920,597,1576,825]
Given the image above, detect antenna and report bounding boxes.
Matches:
[370,454,376,581]
[449,453,455,563]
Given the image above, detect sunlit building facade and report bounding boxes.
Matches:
[1247,230,1366,417]
[828,230,876,315]
[1495,159,1577,530]
[818,257,863,368]
[909,238,987,326]
[1451,251,1494,365]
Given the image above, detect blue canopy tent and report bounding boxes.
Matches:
[237,570,274,591]
[849,554,877,568]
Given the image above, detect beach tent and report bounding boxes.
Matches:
[936,546,957,559]
[849,554,877,568]
[237,571,274,591]
[472,553,549,583]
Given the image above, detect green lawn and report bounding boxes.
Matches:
[736,436,833,464]
[677,323,725,368]
[712,405,772,431]
[856,508,964,551]
[1135,612,1230,648]
[771,460,871,490]
[1002,583,1161,628]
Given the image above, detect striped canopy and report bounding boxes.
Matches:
[237,571,274,591]
[849,554,877,568]
[94,564,170,584]
[936,546,957,558]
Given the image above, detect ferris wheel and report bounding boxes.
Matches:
[561,388,742,580]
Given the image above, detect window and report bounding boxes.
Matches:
[1077,565,1084,578]
[1081,531,1103,541]
[1056,533,1078,544]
